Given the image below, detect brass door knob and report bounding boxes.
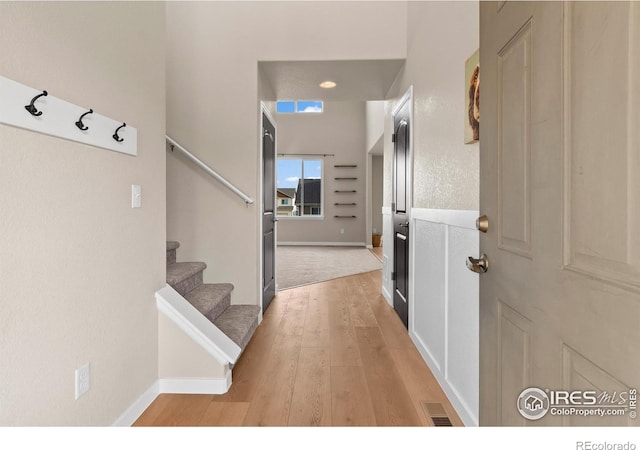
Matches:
[466,254,489,273]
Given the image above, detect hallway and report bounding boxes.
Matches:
[134,270,461,426]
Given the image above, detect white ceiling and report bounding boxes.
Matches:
[259,59,405,101]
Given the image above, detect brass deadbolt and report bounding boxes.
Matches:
[476,215,489,233]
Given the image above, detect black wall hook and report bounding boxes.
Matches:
[75,109,93,131]
[113,123,126,142]
[25,90,48,116]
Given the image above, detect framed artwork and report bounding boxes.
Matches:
[465,49,480,144]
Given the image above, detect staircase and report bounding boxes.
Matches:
[165,241,261,354]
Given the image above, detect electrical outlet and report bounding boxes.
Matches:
[340,228,344,234]
[75,363,90,399]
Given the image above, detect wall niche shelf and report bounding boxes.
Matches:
[334,203,357,206]
[334,190,356,193]
[334,164,357,168]
[334,177,357,180]
[334,215,357,219]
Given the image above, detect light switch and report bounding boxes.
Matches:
[132,185,141,208]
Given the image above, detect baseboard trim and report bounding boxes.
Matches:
[113,371,233,426]
[278,241,367,247]
[382,285,393,306]
[410,330,478,426]
[112,380,160,426]
[159,371,232,394]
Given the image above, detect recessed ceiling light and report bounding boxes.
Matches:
[319,81,337,89]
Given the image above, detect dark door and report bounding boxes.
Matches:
[393,101,410,328]
[262,113,276,313]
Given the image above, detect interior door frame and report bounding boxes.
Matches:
[366,152,373,248]
[391,86,414,329]
[259,102,277,319]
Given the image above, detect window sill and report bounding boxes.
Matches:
[277,215,325,221]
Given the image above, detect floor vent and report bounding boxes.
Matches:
[431,416,453,427]
[421,402,453,427]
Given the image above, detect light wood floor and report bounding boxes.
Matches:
[134,270,462,427]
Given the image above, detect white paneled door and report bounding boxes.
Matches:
[480,2,640,425]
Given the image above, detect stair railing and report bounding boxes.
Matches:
[166,135,254,205]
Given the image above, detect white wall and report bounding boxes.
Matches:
[0,2,165,425]
[166,1,407,305]
[158,314,228,380]
[366,100,385,153]
[372,155,384,236]
[259,63,277,120]
[381,1,480,426]
[276,101,367,245]
[366,101,385,246]
[385,1,479,210]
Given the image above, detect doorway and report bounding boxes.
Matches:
[370,154,384,261]
[392,93,412,329]
[262,111,276,313]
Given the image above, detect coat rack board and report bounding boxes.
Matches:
[0,75,137,156]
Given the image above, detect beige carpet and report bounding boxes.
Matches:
[276,246,383,290]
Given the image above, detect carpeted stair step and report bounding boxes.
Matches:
[184,283,234,323]
[164,239,260,356]
[166,241,180,266]
[214,305,261,350]
[167,261,206,296]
